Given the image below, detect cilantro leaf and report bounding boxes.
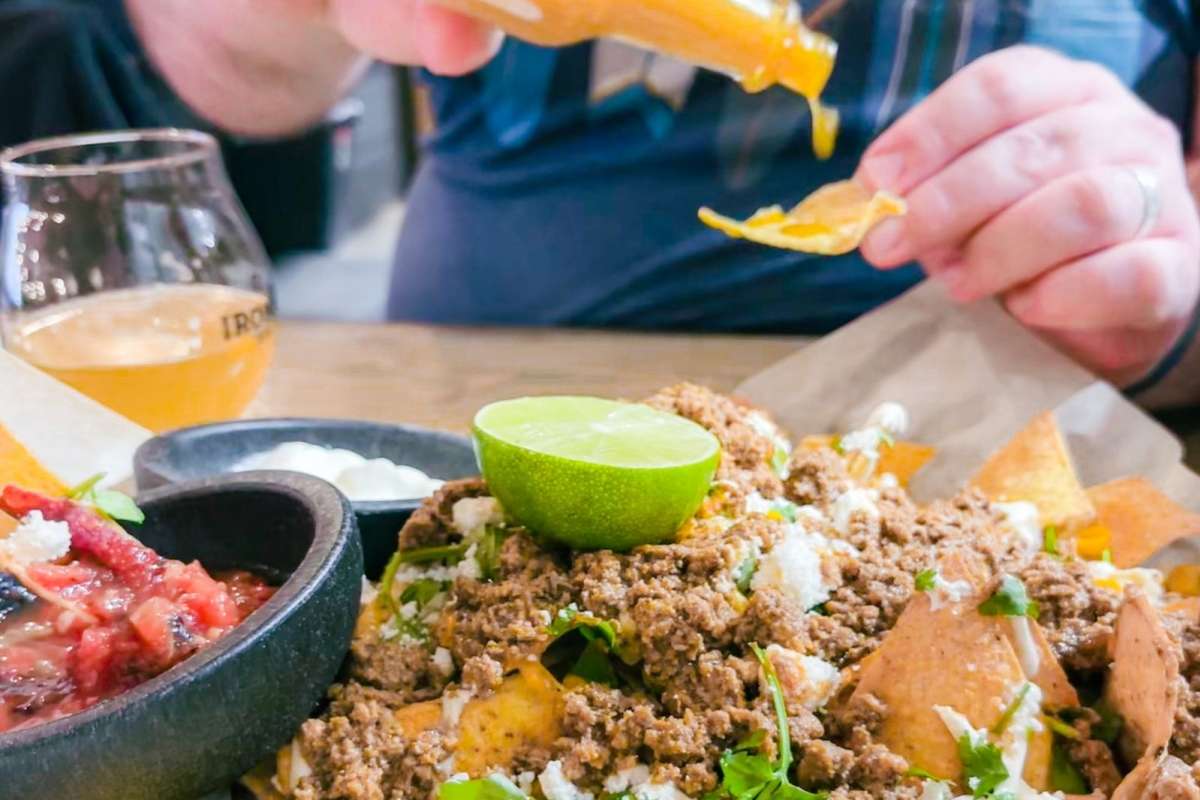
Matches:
[68,473,145,524]
[734,729,767,753]
[915,569,938,592]
[1042,526,1060,557]
[547,604,619,649]
[571,638,619,687]
[1091,700,1123,745]
[399,578,446,607]
[399,542,469,565]
[956,734,1008,798]
[734,555,758,594]
[439,775,527,800]
[904,766,947,781]
[719,750,777,796]
[1048,739,1088,794]
[92,489,145,524]
[476,526,507,581]
[978,575,1039,620]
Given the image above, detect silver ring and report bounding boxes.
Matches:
[1128,165,1162,239]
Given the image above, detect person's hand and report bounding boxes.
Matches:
[290,0,501,76]
[126,0,501,136]
[856,46,1200,387]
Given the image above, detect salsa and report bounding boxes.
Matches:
[0,486,274,733]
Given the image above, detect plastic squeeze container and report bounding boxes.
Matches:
[428,0,840,156]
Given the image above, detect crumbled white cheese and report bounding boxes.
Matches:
[453,543,483,581]
[878,472,900,489]
[865,402,910,438]
[273,738,313,794]
[1009,616,1041,677]
[0,511,71,565]
[432,647,455,677]
[1088,561,1165,605]
[935,684,1058,800]
[744,492,774,516]
[441,688,473,728]
[766,644,841,711]
[604,765,651,793]
[516,771,537,793]
[928,574,973,611]
[452,497,503,536]
[831,488,879,535]
[993,501,1042,554]
[436,756,457,777]
[752,529,831,611]
[746,411,781,441]
[539,760,595,800]
[918,781,954,800]
[359,576,379,606]
[601,765,687,800]
[398,601,419,619]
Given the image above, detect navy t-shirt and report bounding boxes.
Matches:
[390,0,1199,333]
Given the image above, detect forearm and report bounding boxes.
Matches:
[123,0,368,137]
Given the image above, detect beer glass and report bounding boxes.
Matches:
[0,130,275,432]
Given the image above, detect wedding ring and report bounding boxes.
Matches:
[1128,165,1162,239]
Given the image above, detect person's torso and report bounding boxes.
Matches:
[390,0,1198,332]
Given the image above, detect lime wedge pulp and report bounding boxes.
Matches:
[473,397,720,551]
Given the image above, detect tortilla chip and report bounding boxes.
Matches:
[1112,753,1193,800]
[455,662,564,776]
[1104,592,1180,767]
[0,422,66,497]
[241,760,286,800]
[698,180,906,255]
[850,577,1027,784]
[1087,477,1200,568]
[0,511,15,538]
[1002,617,1078,710]
[799,434,935,486]
[970,412,1094,531]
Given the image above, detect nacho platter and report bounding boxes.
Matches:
[230,383,1200,800]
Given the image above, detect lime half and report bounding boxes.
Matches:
[473,396,720,551]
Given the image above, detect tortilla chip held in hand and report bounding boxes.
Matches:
[698,180,906,255]
[970,411,1095,532]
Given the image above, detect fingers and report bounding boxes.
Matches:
[414,0,503,75]
[862,101,1159,267]
[857,46,1121,195]
[331,0,499,73]
[945,165,1153,302]
[1004,237,1200,331]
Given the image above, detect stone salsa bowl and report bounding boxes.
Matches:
[0,471,363,800]
[133,418,479,577]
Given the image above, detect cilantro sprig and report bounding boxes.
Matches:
[990,684,1031,736]
[915,569,938,592]
[398,542,470,565]
[978,575,1039,620]
[956,734,1008,798]
[1042,526,1060,557]
[68,473,144,524]
[543,604,632,687]
[706,644,826,800]
[547,604,619,649]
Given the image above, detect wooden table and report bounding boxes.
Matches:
[255,320,1200,469]
[252,321,805,431]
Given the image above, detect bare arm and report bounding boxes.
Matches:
[123,0,497,137]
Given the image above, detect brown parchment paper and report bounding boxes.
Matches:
[736,281,1200,513]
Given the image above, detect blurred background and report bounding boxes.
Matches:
[228,64,423,323]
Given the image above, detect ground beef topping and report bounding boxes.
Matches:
[277,386,1182,800]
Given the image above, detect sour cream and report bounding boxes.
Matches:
[233,441,444,501]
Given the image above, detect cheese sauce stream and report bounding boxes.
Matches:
[427,0,839,156]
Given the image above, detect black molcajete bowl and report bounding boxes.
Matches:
[0,472,363,800]
[134,418,479,578]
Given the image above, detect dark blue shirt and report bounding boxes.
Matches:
[390,0,1199,333]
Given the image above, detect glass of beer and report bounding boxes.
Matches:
[0,129,275,432]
